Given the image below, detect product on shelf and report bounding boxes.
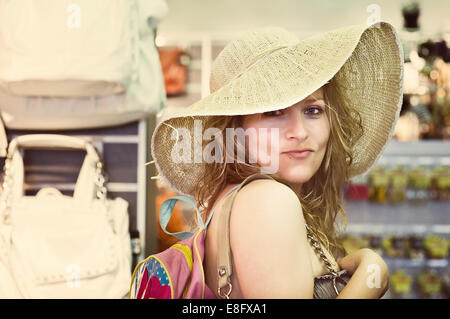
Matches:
[417,270,442,299]
[430,166,450,201]
[366,235,383,256]
[390,269,413,296]
[346,174,369,201]
[408,167,432,205]
[388,166,409,204]
[368,167,390,204]
[341,235,367,255]
[424,235,448,259]
[432,166,450,201]
[382,235,407,258]
[442,274,450,299]
[406,235,425,260]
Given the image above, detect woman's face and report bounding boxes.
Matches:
[241,87,330,187]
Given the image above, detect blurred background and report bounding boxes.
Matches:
[154,0,450,299]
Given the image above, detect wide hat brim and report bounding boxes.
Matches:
[152,22,404,196]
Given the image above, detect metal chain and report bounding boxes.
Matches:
[304,224,339,277]
[94,161,107,200]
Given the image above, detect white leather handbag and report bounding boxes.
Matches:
[0,134,132,298]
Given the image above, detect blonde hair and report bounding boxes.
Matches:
[192,77,364,260]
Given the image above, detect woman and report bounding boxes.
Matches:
[151,22,403,298]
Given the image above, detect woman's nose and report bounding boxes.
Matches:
[285,110,308,141]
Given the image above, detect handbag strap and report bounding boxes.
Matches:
[216,173,276,299]
[2,134,104,206]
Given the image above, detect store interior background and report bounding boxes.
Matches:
[153,0,450,299]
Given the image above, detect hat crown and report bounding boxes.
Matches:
[209,27,299,93]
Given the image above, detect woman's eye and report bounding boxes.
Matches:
[305,106,323,116]
[262,110,283,117]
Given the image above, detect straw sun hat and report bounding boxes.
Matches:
[151,21,404,197]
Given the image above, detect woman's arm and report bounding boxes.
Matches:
[336,248,390,299]
[230,179,314,298]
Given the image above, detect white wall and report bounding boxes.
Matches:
[157,0,450,41]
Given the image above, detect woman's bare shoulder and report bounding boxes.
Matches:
[232,179,303,217]
[228,178,313,298]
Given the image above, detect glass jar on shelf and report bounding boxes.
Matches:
[406,235,425,260]
[368,167,390,204]
[390,269,414,299]
[346,174,369,201]
[424,235,448,259]
[408,166,432,205]
[436,167,450,201]
[417,269,443,299]
[388,166,409,204]
[429,166,450,201]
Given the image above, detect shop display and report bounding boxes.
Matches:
[339,231,449,298]
[382,236,407,258]
[424,235,448,259]
[388,167,409,204]
[443,274,450,299]
[345,174,369,201]
[347,165,450,204]
[0,1,168,158]
[366,235,384,256]
[368,167,390,204]
[0,134,132,298]
[430,166,450,201]
[406,235,425,260]
[341,235,368,254]
[409,167,432,205]
[418,270,443,299]
[390,270,414,298]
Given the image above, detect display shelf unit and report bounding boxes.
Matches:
[344,140,450,235]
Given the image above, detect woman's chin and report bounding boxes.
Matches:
[277,170,312,185]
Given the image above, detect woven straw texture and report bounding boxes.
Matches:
[152,22,404,196]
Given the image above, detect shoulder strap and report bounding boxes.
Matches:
[216,172,275,298]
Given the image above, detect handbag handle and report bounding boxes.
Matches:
[7,134,99,160]
[2,134,104,205]
[216,173,276,299]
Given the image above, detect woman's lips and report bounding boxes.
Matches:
[283,150,312,159]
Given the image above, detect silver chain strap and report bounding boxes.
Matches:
[304,224,338,277]
[94,161,108,201]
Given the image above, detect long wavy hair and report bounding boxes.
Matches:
[192,77,364,260]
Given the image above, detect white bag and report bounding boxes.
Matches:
[0,0,133,96]
[0,134,132,298]
[0,0,167,97]
[0,0,168,156]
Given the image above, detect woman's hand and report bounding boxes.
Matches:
[336,248,390,299]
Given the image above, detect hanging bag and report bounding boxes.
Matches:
[0,134,131,298]
[0,0,169,155]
